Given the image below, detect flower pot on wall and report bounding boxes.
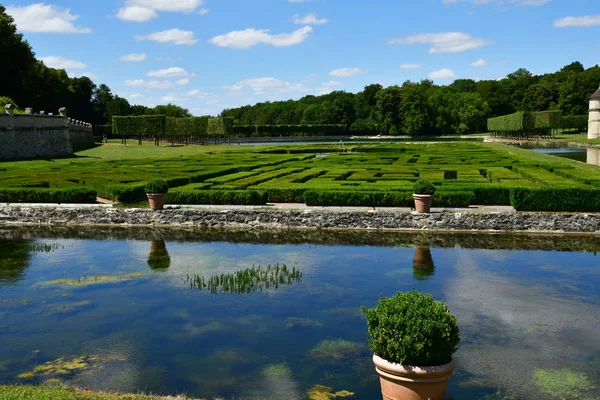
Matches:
[413,194,434,213]
[373,354,455,400]
[147,193,166,211]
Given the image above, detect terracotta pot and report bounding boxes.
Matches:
[373,354,455,400]
[147,193,166,211]
[413,194,434,213]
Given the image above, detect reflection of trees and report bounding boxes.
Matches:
[413,247,435,280]
[0,239,32,285]
[186,264,302,294]
[147,240,171,271]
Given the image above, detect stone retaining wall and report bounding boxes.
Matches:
[1,207,599,234]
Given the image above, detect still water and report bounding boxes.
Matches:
[1,228,599,399]
[525,146,600,165]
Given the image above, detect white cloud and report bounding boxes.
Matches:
[209,26,312,49]
[125,79,175,89]
[470,58,487,67]
[162,89,219,104]
[40,56,86,69]
[156,56,181,61]
[292,13,329,25]
[197,8,210,15]
[443,0,550,6]
[176,78,190,86]
[120,53,147,62]
[554,15,600,28]
[147,67,195,77]
[226,77,309,95]
[68,71,98,80]
[117,0,204,22]
[388,32,492,53]
[128,93,144,99]
[399,63,422,69]
[316,81,343,95]
[5,3,91,34]
[135,29,198,45]
[329,68,367,77]
[427,68,457,80]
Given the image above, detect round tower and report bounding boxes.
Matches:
[589,87,600,139]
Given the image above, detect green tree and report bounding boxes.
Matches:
[374,86,402,134]
[153,104,192,118]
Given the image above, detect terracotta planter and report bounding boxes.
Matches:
[413,194,434,213]
[373,354,455,400]
[147,193,166,211]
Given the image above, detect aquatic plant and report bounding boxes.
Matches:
[283,317,323,329]
[308,384,355,399]
[185,263,302,294]
[308,339,364,362]
[533,368,596,399]
[41,272,146,287]
[17,355,100,380]
[29,242,65,253]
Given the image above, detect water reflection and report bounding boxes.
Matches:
[147,240,171,271]
[0,239,31,285]
[413,247,435,280]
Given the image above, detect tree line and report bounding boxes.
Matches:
[222,63,600,135]
[0,6,191,125]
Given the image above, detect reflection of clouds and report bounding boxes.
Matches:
[446,251,600,398]
[245,364,302,400]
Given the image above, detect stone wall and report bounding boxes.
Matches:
[0,206,599,234]
[0,106,94,160]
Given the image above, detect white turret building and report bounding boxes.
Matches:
[589,87,600,139]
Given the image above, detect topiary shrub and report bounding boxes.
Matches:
[413,179,436,195]
[145,180,169,194]
[362,290,460,366]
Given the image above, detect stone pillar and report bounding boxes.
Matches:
[5,104,14,115]
[59,107,68,117]
[588,148,600,166]
[588,87,600,140]
[25,108,33,114]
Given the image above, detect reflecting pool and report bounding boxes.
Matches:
[0,228,599,399]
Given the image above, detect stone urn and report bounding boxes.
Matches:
[373,354,455,400]
[146,193,166,211]
[413,195,434,213]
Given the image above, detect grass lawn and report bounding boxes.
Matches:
[0,385,204,400]
[1,141,600,210]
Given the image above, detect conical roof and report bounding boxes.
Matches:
[591,87,600,100]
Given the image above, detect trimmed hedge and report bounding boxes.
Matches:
[0,188,97,204]
[166,190,267,205]
[233,124,348,138]
[510,187,600,212]
[533,111,562,129]
[165,117,208,138]
[487,111,562,133]
[113,115,166,138]
[207,118,234,137]
[303,190,474,208]
[561,115,588,132]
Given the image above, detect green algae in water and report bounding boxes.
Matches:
[534,368,597,399]
[308,384,355,399]
[17,355,100,380]
[284,317,323,329]
[308,339,364,362]
[39,272,147,287]
[261,363,292,378]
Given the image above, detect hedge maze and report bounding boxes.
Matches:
[2,142,600,211]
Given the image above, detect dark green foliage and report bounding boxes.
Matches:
[165,116,208,138]
[144,180,169,194]
[233,124,347,138]
[207,117,234,136]
[560,115,588,132]
[113,115,166,138]
[362,290,460,366]
[413,179,436,195]
[533,111,562,129]
[166,190,267,205]
[487,112,534,132]
[444,171,458,180]
[94,125,113,137]
[0,188,97,203]
[510,187,600,211]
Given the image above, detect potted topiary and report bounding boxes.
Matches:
[145,180,169,211]
[413,179,436,213]
[362,290,460,400]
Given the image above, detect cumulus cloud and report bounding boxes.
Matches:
[197,8,210,15]
[209,26,312,49]
[135,29,198,45]
[125,79,175,89]
[147,67,195,77]
[388,32,492,53]
[161,89,219,104]
[316,81,343,95]
[5,3,91,34]
[40,56,86,69]
[554,15,600,28]
[329,68,367,77]
[470,58,487,67]
[292,13,329,25]
[120,53,147,62]
[225,77,309,95]
[176,78,190,86]
[427,68,457,80]
[399,63,422,69]
[117,0,204,22]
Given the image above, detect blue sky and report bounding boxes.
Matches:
[5,0,600,116]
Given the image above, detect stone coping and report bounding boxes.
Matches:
[0,206,599,234]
